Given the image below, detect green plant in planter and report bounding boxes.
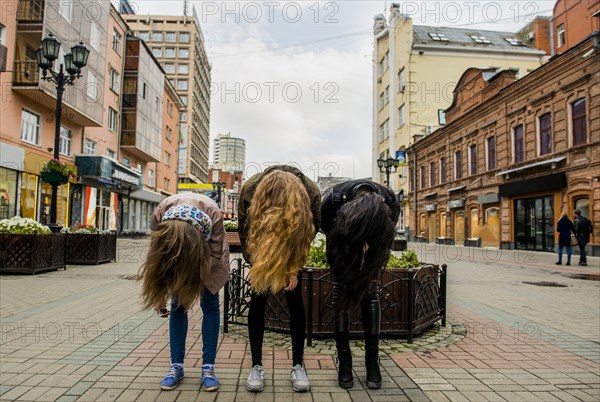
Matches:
[305,234,420,269]
[65,224,98,234]
[0,216,51,234]
[41,159,76,178]
[223,220,238,230]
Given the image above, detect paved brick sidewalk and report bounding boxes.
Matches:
[1,239,599,401]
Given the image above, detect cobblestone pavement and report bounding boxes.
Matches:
[1,239,599,401]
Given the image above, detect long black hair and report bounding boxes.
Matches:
[326,192,395,310]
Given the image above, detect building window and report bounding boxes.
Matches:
[378,119,389,143]
[574,197,589,220]
[179,32,190,43]
[20,109,41,145]
[152,47,162,57]
[440,157,446,184]
[166,125,172,141]
[109,68,120,93]
[167,101,173,117]
[398,67,405,91]
[505,37,524,46]
[59,127,71,156]
[87,71,98,100]
[180,112,187,122]
[108,107,118,132]
[539,113,552,155]
[112,29,122,54]
[438,109,446,125]
[84,139,97,155]
[138,31,149,41]
[123,156,130,166]
[179,95,188,106]
[107,149,116,159]
[152,32,163,42]
[383,86,389,106]
[378,51,389,76]
[378,92,385,111]
[164,151,171,166]
[429,32,449,41]
[420,165,425,190]
[572,98,587,146]
[398,104,405,127]
[166,32,176,43]
[470,34,491,44]
[469,144,477,175]
[177,79,188,90]
[557,24,565,48]
[164,63,175,73]
[90,22,100,51]
[148,169,155,187]
[486,136,496,170]
[178,48,189,58]
[514,124,524,163]
[0,24,5,45]
[454,150,462,179]
[165,48,176,58]
[59,0,72,22]
[178,63,189,74]
[164,178,170,191]
[429,162,436,187]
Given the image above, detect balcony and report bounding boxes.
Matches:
[17,0,45,24]
[12,60,39,86]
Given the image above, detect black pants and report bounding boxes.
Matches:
[247,274,306,366]
[333,279,381,346]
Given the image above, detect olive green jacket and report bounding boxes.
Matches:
[237,165,322,263]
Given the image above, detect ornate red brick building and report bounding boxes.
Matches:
[409,32,599,255]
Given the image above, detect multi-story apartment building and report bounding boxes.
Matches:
[373,4,547,237]
[123,12,211,184]
[551,0,600,55]
[0,0,108,226]
[158,80,183,197]
[517,16,551,55]
[409,32,599,255]
[213,133,246,172]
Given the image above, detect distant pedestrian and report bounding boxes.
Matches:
[238,165,321,393]
[574,209,593,266]
[321,179,399,389]
[556,211,575,266]
[139,193,230,392]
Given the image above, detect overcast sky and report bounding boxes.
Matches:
[128,0,555,181]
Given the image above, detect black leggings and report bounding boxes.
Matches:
[247,274,306,366]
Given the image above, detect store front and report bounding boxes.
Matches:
[448,199,466,245]
[0,167,18,220]
[75,155,142,232]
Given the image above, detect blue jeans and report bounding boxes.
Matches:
[169,289,220,365]
[578,239,587,263]
[557,245,572,264]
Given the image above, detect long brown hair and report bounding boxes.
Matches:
[138,220,210,310]
[247,170,315,294]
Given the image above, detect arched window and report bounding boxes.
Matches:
[572,98,587,146]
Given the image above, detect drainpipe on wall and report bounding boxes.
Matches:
[411,145,417,242]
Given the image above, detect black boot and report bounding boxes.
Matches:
[333,280,353,388]
[362,280,382,389]
[334,332,354,388]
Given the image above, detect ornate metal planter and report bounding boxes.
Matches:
[66,233,117,265]
[40,171,69,185]
[224,261,447,344]
[0,233,66,274]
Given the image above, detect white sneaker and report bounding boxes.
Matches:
[246,365,264,392]
[290,364,310,392]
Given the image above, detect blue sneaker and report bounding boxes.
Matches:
[201,364,220,391]
[160,365,184,391]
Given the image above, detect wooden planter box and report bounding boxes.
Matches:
[66,233,117,265]
[464,238,482,247]
[224,262,447,344]
[0,233,66,274]
[226,229,241,253]
[392,239,407,251]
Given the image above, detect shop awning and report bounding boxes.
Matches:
[75,155,142,190]
[497,157,566,177]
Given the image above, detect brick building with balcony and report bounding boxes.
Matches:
[409,32,599,256]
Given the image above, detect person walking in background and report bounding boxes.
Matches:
[139,193,229,392]
[238,165,321,393]
[556,211,575,266]
[574,209,593,266]
[320,180,399,389]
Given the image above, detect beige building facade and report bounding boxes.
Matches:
[373,4,547,238]
[123,13,211,184]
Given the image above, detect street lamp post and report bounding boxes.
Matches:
[211,181,227,209]
[377,157,400,188]
[35,33,90,232]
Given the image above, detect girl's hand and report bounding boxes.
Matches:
[284,276,298,292]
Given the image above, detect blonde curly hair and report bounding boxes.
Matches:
[246,170,315,294]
